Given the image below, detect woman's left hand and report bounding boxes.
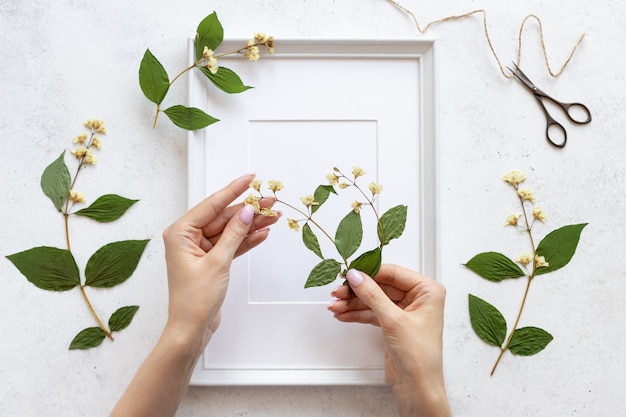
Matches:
[162,173,279,349]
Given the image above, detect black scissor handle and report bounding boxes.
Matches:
[561,101,592,124]
[535,95,568,147]
[545,118,567,148]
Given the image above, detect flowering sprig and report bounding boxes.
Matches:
[464,170,587,375]
[6,120,149,350]
[139,11,274,130]
[248,167,407,288]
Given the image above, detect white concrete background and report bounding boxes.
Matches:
[1,0,624,415]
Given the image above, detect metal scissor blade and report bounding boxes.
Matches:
[507,62,537,92]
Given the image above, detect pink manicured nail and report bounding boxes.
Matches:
[346,269,364,288]
[239,204,255,224]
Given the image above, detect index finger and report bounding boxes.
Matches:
[373,264,431,292]
[182,174,255,228]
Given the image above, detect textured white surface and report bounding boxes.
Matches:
[0,0,624,416]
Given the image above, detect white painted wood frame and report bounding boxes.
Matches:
[187,39,438,385]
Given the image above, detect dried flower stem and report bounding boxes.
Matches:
[273,197,350,266]
[80,286,114,340]
[63,130,113,341]
[491,187,537,375]
[262,169,383,271]
[152,42,270,128]
[336,170,385,249]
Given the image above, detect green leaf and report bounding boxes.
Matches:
[508,326,553,356]
[464,252,526,282]
[535,223,587,276]
[74,194,139,222]
[304,259,341,288]
[335,211,363,260]
[349,248,382,277]
[41,151,71,212]
[109,306,140,332]
[311,185,336,214]
[139,48,170,105]
[195,11,224,60]
[378,204,408,246]
[85,240,150,288]
[302,223,323,259]
[468,294,507,347]
[69,327,106,350]
[6,246,80,291]
[199,66,253,94]
[163,105,219,130]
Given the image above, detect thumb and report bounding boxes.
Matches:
[345,269,398,319]
[211,203,256,262]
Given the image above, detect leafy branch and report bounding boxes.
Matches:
[6,120,149,350]
[139,11,274,130]
[247,167,408,288]
[464,170,586,375]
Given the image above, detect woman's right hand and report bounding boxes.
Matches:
[328,264,451,417]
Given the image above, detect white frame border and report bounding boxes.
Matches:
[187,39,438,385]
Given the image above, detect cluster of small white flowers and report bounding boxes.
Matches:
[245,40,261,61]
[70,119,106,166]
[247,166,382,231]
[254,33,275,53]
[504,170,550,270]
[300,195,318,207]
[202,46,219,74]
[67,119,107,205]
[503,170,547,226]
[85,119,106,134]
[69,189,85,204]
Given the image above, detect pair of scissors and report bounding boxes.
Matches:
[507,63,592,148]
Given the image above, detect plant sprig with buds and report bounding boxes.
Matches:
[464,170,587,375]
[139,11,274,131]
[6,120,149,350]
[248,167,408,288]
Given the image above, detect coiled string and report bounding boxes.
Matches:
[386,0,586,78]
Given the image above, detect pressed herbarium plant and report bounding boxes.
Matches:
[139,11,274,130]
[248,167,408,288]
[464,170,586,375]
[6,120,149,350]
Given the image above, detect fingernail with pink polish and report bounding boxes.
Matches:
[239,204,255,225]
[346,269,364,288]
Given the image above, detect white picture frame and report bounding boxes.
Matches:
[187,39,437,385]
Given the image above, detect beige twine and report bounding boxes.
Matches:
[387,0,586,78]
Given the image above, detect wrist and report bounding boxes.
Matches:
[392,380,451,417]
[161,320,210,363]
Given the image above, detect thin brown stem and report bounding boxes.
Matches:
[274,198,348,267]
[64,134,113,340]
[169,63,197,87]
[169,41,260,87]
[64,214,71,252]
[490,274,533,375]
[152,105,160,129]
[491,187,539,375]
[352,183,384,248]
[80,286,114,341]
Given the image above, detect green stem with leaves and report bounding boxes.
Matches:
[491,275,531,375]
[63,133,114,341]
[150,43,267,129]
[342,173,384,249]
[272,197,352,268]
[491,188,538,375]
